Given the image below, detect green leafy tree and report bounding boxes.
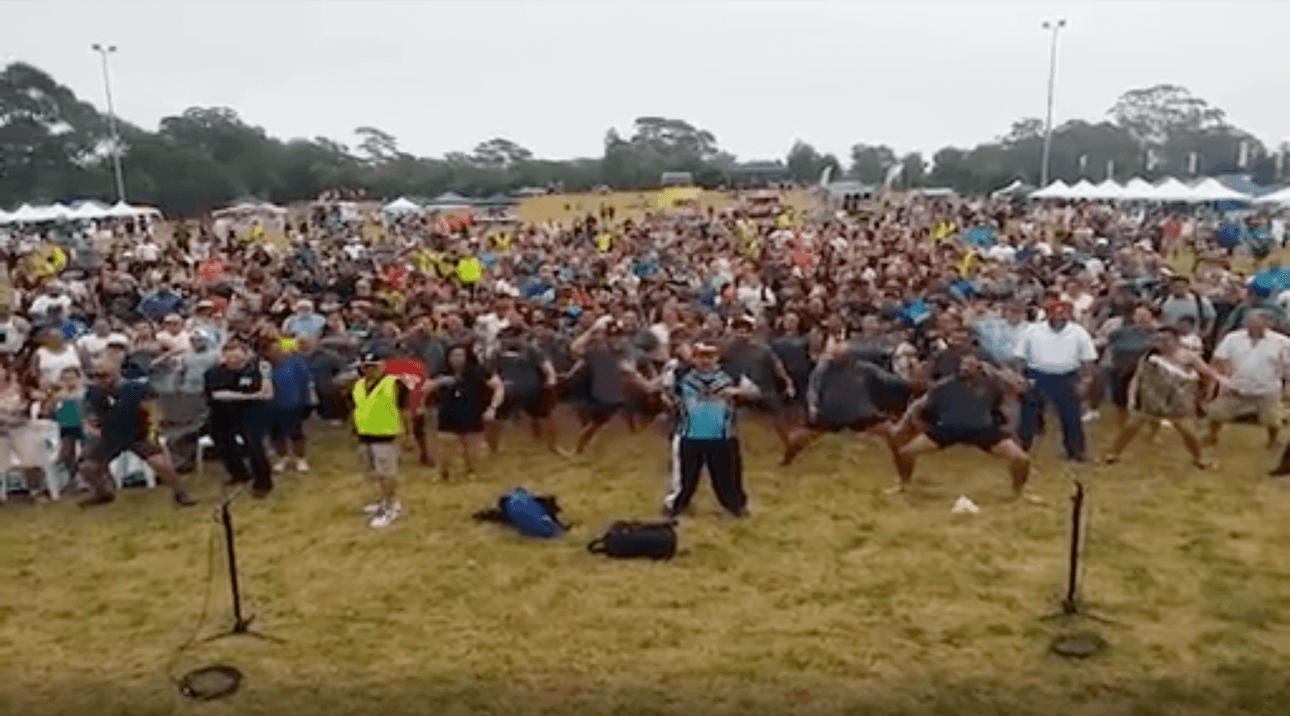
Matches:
[848,144,897,184]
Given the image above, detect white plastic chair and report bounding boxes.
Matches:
[197,435,215,475]
[0,420,65,501]
[109,450,157,490]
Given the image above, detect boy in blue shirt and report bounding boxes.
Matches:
[660,336,760,519]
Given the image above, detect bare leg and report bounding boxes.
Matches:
[575,416,610,454]
[892,433,939,492]
[146,452,195,505]
[990,439,1033,498]
[537,415,561,454]
[1104,415,1147,462]
[781,427,822,465]
[1172,421,1209,467]
[1204,420,1221,446]
[460,434,477,477]
[485,420,502,454]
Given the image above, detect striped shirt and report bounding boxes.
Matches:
[667,366,738,440]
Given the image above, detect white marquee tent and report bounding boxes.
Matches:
[1066,179,1098,199]
[1121,177,1155,199]
[1149,178,1197,202]
[1029,180,1070,199]
[1254,186,1290,206]
[382,197,423,215]
[1088,179,1125,200]
[0,200,161,225]
[1188,178,1252,202]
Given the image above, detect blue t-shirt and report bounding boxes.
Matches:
[671,367,737,440]
[270,354,313,409]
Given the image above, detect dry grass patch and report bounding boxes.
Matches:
[1,414,1288,715]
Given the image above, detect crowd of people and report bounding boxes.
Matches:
[1,189,1289,528]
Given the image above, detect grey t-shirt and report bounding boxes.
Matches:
[1160,293,1214,329]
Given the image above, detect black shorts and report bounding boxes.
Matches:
[83,437,162,465]
[582,398,623,424]
[265,407,306,442]
[926,426,1010,451]
[60,426,84,441]
[744,393,785,418]
[810,415,886,433]
[498,388,556,420]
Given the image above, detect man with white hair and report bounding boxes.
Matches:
[282,298,325,338]
[1205,309,1290,451]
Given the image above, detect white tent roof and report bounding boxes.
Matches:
[106,201,139,218]
[1086,179,1124,200]
[0,208,11,225]
[1029,180,1070,199]
[382,197,423,214]
[1253,186,1290,206]
[70,200,112,220]
[1066,179,1098,199]
[1188,178,1252,202]
[1151,178,1197,202]
[212,201,286,217]
[425,191,472,207]
[1121,177,1155,200]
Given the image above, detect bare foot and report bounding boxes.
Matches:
[882,484,907,496]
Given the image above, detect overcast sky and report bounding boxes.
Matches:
[4,0,1287,162]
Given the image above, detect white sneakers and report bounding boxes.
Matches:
[273,457,310,473]
[366,499,403,528]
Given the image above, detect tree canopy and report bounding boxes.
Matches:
[0,63,1279,216]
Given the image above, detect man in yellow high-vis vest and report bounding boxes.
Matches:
[352,350,412,529]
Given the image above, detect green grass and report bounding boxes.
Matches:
[2,413,1289,716]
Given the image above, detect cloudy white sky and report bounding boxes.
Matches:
[4,0,1287,162]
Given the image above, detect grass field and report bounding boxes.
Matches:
[2,411,1289,716]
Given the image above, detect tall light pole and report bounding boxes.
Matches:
[1039,19,1066,187]
[91,43,127,203]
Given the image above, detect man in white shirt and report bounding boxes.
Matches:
[76,318,131,363]
[1206,310,1290,453]
[1013,300,1098,462]
[27,283,73,324]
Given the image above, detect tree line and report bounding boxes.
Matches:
[1,61,1283,218]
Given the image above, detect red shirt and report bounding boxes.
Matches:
[383,358,428,414]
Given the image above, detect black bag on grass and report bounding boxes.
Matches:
[587,520,677,560]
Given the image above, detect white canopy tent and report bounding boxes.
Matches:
[70,200,112,220]
[1188,178,1252,202]
[382,197,423,214]
[1065,179,1098,199]
[1121,177,1155,200]
[1087,179,1125,200]
[1148,178,1196,202]
[212,201,287,218]
[1253,186,1290,206]
[1029,180,1070,199]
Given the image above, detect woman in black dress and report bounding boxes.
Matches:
[430,343,504,479]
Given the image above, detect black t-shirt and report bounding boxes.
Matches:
[85,380,156,445]
[204,361,266,425]
[721,338,779,394]
[925,378,1004,432]
[492,342,546,401]
[588,345,627,404]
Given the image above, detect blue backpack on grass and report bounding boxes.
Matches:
[473,487,568,539]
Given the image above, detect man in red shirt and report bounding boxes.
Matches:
[383,352,432,465]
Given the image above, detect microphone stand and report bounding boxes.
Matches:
[203,488,283,644]
[1042,480,1114,625]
